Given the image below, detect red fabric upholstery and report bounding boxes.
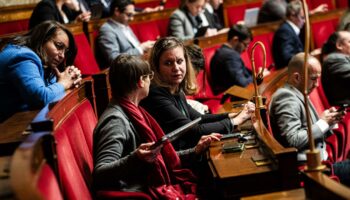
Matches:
[165,0,180,8]
[97,191,152,200]
[246,33,275,71]
[311,19,338,49]
[225,2,262,26]
[336,0,348,8]
[157,18,170,37]
[37,163,64,200]
[53,99,151,199]
[135,0,160,9]
[0,19,29,35]
[131,21,160,43]
[73,33,100,75]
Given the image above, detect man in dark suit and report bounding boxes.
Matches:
[272,0,304,69]
[210,24,253,95]
[269,52,350,185]
[322,31,350,105]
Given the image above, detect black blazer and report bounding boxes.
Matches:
[29,0,79,29]
[272,22,303,69]
[141,86,233,150]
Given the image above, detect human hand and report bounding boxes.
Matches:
[205,28,218,37]
[140,40,155,52]
[54,66,82,90]
[310,4,328,15]
[232,101,255,125]
[194,133,222,154]
[135,142,162,163]
[321,107,345,126]
[77,11,91,22]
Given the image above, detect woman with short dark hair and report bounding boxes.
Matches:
[0,20,81,122]
[93,54,221,199]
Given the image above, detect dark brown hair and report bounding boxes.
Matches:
[0,21,77,79]
[109,54,151,99]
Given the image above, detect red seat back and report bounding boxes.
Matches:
[165,0,180,8]
[54,99,95,199]
[335,0,348,8]
[37,163,64,200]
[311,19,337,49]
[73,33,100,75]
[131,21,160,42]
[0,19,29,35]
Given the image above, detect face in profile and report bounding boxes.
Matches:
[158,47,187,89]
[117,4,135,25]
[186,0,205,16]
[306,58,321,94]
[337,31,350,56]
[42,29,69,69]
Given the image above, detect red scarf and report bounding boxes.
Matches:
[119,98,197,200]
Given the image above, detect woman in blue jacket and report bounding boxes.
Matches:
[0,21,81,122]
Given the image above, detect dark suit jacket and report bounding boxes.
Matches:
[141,85,233,150]
[272,21,303,69]
[29,0,78,29]
[322,52,350,105]
[210,45,252,95]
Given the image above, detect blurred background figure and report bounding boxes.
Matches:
[29,0,91,29]
[95,0,155,69]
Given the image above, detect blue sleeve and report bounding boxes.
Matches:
[8,52,65,108]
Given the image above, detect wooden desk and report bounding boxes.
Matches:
[0,156,14,199]
[0,110,39,156]
[208,138,282,199]
[241,188,305,200]
[207,114,298,199]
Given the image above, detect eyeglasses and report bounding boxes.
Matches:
[52,40,69,54]
[141,71,154,80]
[124,12,134,18]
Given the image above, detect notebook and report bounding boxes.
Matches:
[150,117,201,149]
[244,7,260,27]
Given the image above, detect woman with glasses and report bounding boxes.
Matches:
[93,54,221,199]
[0,20,81,122]
[141,37,255,151]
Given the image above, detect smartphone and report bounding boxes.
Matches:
[222,142,245,153]
[337,104,349,112]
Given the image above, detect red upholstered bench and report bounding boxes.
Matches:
[31,79,151,200]
[130,8,174,42]
[66,23,100,75]
[310,9,346,49]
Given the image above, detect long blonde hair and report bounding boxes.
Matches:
[149,37,197,95]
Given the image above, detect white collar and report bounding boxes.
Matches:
[205,3,214,14]
[286,20,300,35]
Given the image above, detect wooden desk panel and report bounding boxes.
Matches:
[241,188,305,200]
[208,141,274,179]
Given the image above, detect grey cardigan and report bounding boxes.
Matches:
[93,102,196,192]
